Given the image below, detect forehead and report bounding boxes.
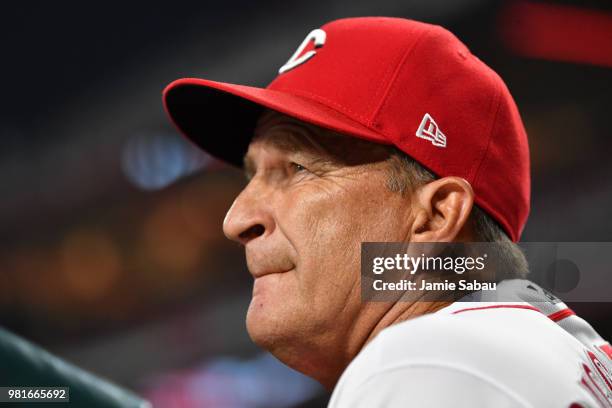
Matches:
[244,110,392,166]
[251,110,337,153]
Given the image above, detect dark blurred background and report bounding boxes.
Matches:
[1,0,611,406]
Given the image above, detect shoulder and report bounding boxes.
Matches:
[352,304,572,376]
[329,305,585,407]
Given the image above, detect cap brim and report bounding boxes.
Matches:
[163,78,389,167]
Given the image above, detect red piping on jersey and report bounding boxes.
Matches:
[452,305,579,325]
[547,308,576,322]
[599,343,612,360]
[452,305,541,314]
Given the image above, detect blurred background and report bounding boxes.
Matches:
[1,0,611,406]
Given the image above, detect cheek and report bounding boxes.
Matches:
[280,186,359,257]
[277,183,403,296]
[283,183,407,245]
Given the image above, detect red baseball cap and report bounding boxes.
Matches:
[163,17,530,241]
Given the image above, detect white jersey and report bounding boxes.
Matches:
[328,280,612,407]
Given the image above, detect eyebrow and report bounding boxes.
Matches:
[242,141,303,180]
[243,155,256,180]
[242,123,327,180]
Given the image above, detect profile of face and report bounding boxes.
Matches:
[222,110,474,386]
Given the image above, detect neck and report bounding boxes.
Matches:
[363,299,452,346]
[321,296,451,390]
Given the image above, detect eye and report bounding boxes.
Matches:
[290,162,307,173]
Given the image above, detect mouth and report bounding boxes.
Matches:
[245,247,295,278]
[250,268,294,279]
[251,269,293,298]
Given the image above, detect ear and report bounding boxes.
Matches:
[410,177,475,242]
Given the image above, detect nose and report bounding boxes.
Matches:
[223,180,274,246]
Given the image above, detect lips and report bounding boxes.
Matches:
[251,268,294,279]
[245,249,294,278]
[248,263,294,278]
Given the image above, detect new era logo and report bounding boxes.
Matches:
[416,113,447,148]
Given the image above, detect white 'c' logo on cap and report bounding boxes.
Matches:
[279,28,326,74]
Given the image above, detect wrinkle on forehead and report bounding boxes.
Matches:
[247,110,392,168]
[253,110,331,155]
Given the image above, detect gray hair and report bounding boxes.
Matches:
[385,147,529,279]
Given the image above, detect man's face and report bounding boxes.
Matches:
[223,110,416,374]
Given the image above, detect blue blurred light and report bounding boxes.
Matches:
[143,352,322,407]
[121,132,211,190]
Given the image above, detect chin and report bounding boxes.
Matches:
[246,298,313,362]
[246,273,297,344]
[246,299,285,347]
[246,302,340,387]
